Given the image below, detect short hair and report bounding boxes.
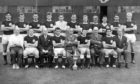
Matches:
[55,27,61,31]
[106,28,112,31]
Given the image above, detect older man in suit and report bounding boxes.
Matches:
[114,28,129,68]
[38,28,53,67]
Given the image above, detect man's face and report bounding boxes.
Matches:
[46,14,52,20]
[71,14,77,21]
[59,15,64,21]
[14,28,20,35]
[114,16,119,22]
[117,29,123,36]
[33,14,39,21]
[55,29,61,36]
[127,16,132,21]
[28,29,34,36]
[83,15,88,22]
[69,29,74,35]
[93,29,99,35]
[93,16,98,23]
[102,17,107,23]
[106,30,112,36]
[19,14,25,22]
[5,14,12,21]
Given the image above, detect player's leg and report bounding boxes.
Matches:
[130,34,136,63]
[79,48,86,69]
[111,50,117,68]
[2,35,8,65]
[54,48,59,69]
[85,48,91,68]
[33,48,40,69]
[61,48,66,69]
[99,49,105,67]
[23,48,30,68]
[103,49,110,68]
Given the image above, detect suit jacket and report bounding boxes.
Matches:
[114,35,128,50]
[38,35,53,51]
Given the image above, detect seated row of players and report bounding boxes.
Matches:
[1,12,137,70]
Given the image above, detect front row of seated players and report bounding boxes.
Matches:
[8,26,129,69]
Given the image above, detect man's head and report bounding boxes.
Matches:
[46,13,52,20]
[5,13,12,21]
[93,27,99,35]
[126,12,133,21]
[83,15,88,22]
[114,15,119,22]
[81,30,87,36]
[102,16,107,23]
[28,29,34,36]
[71,14,77,21]
[14,28,20,35]
[58,14,64,21]
[42,28,48,36]
[19,14,25,22]
[33,13,39,22]
[117,28,123,36]
[54,27,61,36]
[68,28,74,35]
[93,15,99,23]
[106,29,112,36]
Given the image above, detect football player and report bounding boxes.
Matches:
[67,14,81,36]
[23,29,39,69]
[99,16,110,37]
[90,15,100,30]
[29,13,42,37]
[52,28,66,69]
[80,15,92,37]
[110,15,122,36]
[15,14,29,37]
[54,14,68,36]
[102,29,117,68]
[123,12,137,64]
[42,13,55,36]
[1,13,15,65]
[77,30,91,69]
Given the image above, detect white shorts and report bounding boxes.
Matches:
[103,49,117,58]
[2,35,11,44]
[54,48,66,58]
[124,34,136,43]
[79,47,90,59]
[23,47,39,58]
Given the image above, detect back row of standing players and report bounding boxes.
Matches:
[1,12,137,68]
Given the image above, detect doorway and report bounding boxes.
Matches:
[100,6,108,22]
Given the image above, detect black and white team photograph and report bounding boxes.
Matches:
[0,0,140,84]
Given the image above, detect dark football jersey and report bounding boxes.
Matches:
[67,21,79,28]
[43,21,54,28]
[52,35,65,43]
[90,23,100,30]
[124,21,136,34]
[2,21,14,35]
[111,22,121,35]
[29,22,41,33]
[24,35,38,44]
[80,23,90,30]
[102,36,114,45]
[77,35,88,44]
[99,23,110,37]
[16,22,28,34]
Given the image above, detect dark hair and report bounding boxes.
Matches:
[55,27,61,31]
